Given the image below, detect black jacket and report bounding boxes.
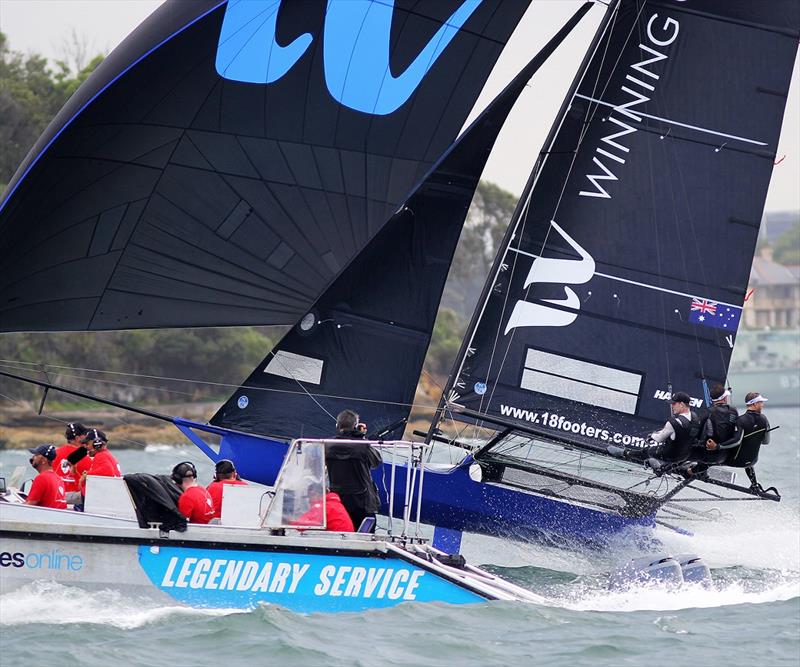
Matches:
[326,433,382,515]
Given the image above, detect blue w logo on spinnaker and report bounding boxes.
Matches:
[215,0,483,115]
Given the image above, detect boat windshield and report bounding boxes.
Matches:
[262,441,327,529]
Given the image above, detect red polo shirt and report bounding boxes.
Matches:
[52,443,80,493]
[26,469,67,510]
[178,485,215,524]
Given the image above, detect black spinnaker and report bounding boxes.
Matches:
[0,0,529,332]
[439,0,800,450]
[210,5,593,439]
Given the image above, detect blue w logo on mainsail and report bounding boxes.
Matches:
[215,0,483,115]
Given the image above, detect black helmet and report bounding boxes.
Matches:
[171,461,197,485]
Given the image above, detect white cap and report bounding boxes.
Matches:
[746,394,768,405]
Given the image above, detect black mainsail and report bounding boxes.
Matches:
[0,0,530,332]
[439,0,800,450]
[210,6,593,439]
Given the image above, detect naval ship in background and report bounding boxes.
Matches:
[729,237,800,408]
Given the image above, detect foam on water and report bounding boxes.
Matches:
[550,569,800,613]
[0,581,242,629]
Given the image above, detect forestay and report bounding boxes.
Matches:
[443,0,799,450]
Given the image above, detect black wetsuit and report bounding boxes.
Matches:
[692,403,739,467]
[725,411,771,487]
[325,431,382,531]
[626,412,700,464]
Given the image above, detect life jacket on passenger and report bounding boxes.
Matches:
[727,411,769,468]
[706,403,739,443]
[663,412,701,462]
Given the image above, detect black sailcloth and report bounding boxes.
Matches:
[444,0,799,449]
[210,5,593,439]
[0,0,529,332]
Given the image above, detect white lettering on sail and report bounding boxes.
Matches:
[579,13,679,200]
[505,222,595,333]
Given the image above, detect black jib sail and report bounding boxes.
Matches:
[0,0,529,332]
[210,6,592,439]
[441,0,799,450]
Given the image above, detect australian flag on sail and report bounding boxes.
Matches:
[688,298,741,330]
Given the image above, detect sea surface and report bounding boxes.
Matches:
[1,408,798,667]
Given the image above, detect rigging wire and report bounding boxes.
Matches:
[0,359,440,412]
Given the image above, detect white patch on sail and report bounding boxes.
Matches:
[520,348,642,414]
[264,351,323,385]
[505,221,594,333]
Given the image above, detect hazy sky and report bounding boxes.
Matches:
[1,0,798,212]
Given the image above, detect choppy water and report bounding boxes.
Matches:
[1,408,798,667]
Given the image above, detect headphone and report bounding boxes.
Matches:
[214,459,237,482]
[171,461,198,485]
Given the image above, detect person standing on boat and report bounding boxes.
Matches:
[206,459,248,520]
[609,392,700,466]
[25,444,67,510]
[325,409,382,531]
[52,422,88,504]
[173,461,215,524]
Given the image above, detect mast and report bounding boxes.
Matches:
[429,0,620,441]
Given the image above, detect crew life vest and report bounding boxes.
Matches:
[706,403,739,444]
[728,411,769,467]
[663,412,701,462]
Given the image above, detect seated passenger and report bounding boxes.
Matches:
[294,490,355,532]
[26,444,67,510]
[172,461,215,524]
[719,392,772,491]
[79,429,122,495]
[53,422,88,504]
[206,459,248,520]
[609,392,700,468]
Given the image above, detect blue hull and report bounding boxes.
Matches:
[201,425,654,547]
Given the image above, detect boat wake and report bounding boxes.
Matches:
[0,581,242,629]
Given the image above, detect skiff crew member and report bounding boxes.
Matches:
[686,383,739,475]
[325,409,382,532]
[26,444,67,510]
[52,422,88,504]
[609,392,700,465]
[206,459,248,520]
[173,461,215,524]
[706,392,772,492]
[79,429,122,495]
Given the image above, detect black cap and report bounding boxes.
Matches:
[29,444,57,461]
[81,428,108,445]
[670,391,691,405]
[215,459,236,476]
[65,422,89,441]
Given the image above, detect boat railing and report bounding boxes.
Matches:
[261,439,430,541]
